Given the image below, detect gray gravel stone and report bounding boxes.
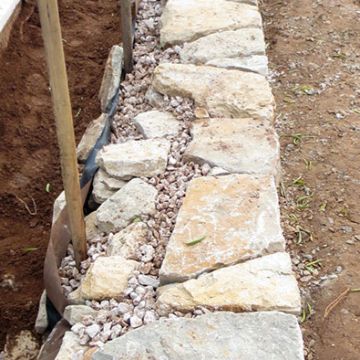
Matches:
[93,312,304,360]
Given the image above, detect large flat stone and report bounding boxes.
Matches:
[133,110,181,139]
[184,118,280,181]
[95,178,157,233]
[152,63,274,121]
[160,174,284,283]
[96,138,171,179]
[93,311,304,360]
[160,0,262,46]
[207,55,268,76]
[180,28,265,64]
[76,256,138,301]
[157,253,301,315]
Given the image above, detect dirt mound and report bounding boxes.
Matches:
[0,0,120,348]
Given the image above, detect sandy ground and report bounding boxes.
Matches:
[262,0,360,359]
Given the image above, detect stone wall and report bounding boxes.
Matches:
[49,0,305,358]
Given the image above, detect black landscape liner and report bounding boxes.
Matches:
[38,1,140,357]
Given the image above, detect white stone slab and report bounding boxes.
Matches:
[93,312,304,360]
[133,110,181,139]
[184,118,280,181]
[160,0,262,46]
[152,63,274,121]
[160,174,285,283]
[180,28,265,64]
[96,139,171,179]
[158,253,301,315]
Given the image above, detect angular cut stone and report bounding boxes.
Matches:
[107,222,149,260]
[93,169,127,204]
[133,110,181,139]
[95,178,157,233]
[180,28,265,64]
[184,118,280,181]
[157,253,301,315]
[93,312,304,360]
[78,256,139,301]
[160,174,284,283]
[152,63,274,121]
[207,55,268,76]
[160,0,262,46]
[55,331,88,360]
[99,45,123,113]
[77,114,107,163]
[96,138,171,179]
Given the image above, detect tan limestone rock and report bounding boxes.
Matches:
[92,169,127,204]
[133,110,181,139]
[152,63,274,121]
[79,256,139,301]
[157,253,301,315]
[160,0,262,46]
[95,178,157,233]
[107,222,149,260]
[96,139,171,179]
[99,45,123,113]
[55,331,88,360]
[160,174,284,283]
[180,28,265,65]
[76,114,107,162]
[207,55,268,76]
[85,212,102,240]
[184,118,280,181]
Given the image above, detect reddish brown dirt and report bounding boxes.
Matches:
[262,0,360,359]
[0,0,120,349]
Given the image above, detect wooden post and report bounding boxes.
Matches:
[37,0,87,267]
[121,0,133,73]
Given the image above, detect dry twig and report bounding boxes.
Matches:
[14,194,37,216]
[324,287,360,319]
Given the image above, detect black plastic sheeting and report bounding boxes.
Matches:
[45,85,120,325]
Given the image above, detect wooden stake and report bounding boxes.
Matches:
[120,0,134,73]
[37,0,87,267]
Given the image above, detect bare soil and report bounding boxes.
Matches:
[0,0,120,348]
[262,0,360,359]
